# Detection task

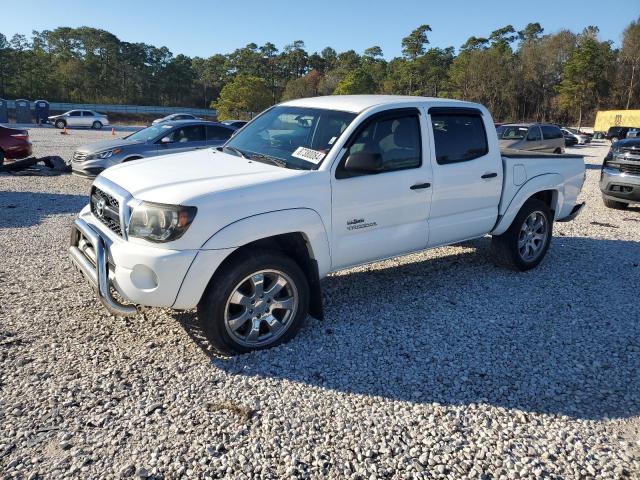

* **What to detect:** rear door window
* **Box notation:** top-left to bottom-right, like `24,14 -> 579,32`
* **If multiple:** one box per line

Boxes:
430,112 -> 488,164
541,125 -> 562,140
206,125 -> 234,141
526,126 -> 542,141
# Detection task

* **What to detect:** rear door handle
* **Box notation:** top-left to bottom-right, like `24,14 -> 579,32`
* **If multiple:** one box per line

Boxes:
410,182 -> 431,190
481,172 -> 498,179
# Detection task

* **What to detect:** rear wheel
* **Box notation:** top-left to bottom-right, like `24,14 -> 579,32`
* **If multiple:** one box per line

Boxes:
197,250 -> 309,355
492,198 -> 553,271
55,119 -> 66,129
92,121 -> 103,130
553,148 -> 562,154
603,196 -> 628,210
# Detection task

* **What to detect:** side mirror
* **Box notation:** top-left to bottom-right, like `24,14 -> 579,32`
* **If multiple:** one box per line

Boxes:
160,136 -> 173,144
344,151 -> 383,173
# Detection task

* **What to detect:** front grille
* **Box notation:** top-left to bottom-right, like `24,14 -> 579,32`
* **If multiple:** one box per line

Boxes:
90,186 -> 122,236
73,151 -> 88,163
619,163 -> 640,175
618,147 -> 640,157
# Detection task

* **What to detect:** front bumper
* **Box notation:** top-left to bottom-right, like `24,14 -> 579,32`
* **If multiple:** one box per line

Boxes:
68,208 -> 199,315
600,167 -> 640,204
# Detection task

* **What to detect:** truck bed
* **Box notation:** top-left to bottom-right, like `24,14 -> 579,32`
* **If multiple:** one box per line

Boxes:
500,148 -> 584,159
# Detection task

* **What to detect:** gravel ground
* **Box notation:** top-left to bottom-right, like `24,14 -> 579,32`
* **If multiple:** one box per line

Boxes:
1,129 -> 639,479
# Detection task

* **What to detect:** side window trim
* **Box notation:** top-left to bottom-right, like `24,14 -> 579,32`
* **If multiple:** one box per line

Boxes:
429,109 -> 489,165
335,107 -> 423,179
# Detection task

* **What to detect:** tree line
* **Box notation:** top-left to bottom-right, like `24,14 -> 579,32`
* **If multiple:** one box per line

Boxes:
1,20 -> 639,124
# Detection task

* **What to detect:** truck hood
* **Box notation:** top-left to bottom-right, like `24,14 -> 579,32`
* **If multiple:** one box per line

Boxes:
99,148 -> 305,203
75,138 -> 144,153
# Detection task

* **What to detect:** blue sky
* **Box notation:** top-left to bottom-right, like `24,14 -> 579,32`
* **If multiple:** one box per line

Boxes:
1,0 -> 637,58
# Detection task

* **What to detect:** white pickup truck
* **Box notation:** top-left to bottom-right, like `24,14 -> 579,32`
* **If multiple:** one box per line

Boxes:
69,95 -> 585,354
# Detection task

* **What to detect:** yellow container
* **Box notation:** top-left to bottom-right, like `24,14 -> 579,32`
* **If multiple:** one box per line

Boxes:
594,110 -> 640,132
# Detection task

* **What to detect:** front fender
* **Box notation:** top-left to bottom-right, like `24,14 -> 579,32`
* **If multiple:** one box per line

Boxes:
491,174 -> 563,236
173,209 -> 331,309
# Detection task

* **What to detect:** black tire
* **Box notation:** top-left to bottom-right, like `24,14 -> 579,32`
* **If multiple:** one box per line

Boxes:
553,148 -> 562,154
92,121 -> 103,130
491,198 -> 553,271
197,249 -> 309,355
603,196 -> 628,210
0,149 -> 4,167
55,119 -> 66,129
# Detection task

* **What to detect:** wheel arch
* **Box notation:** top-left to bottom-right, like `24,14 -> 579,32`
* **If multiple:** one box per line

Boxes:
174,208 -> 330,318
492,174 -> 563,236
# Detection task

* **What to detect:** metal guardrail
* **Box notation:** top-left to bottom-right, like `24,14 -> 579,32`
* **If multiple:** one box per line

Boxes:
4,100 -> 216,116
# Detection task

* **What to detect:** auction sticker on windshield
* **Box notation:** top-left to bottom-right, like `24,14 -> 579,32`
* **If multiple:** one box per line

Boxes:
291,146 -> 325,164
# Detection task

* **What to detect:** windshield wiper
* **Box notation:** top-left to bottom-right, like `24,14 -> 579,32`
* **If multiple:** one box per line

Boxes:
220,145 -> 248,159
248,153 -> 289,168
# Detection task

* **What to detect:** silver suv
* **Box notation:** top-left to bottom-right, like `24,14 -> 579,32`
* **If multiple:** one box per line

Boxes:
497,123 -> 565,154
600,138 -> 640,209
71,120 -> 235,178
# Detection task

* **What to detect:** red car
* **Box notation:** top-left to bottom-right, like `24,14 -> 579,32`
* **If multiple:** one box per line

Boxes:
0,125 -> 32,166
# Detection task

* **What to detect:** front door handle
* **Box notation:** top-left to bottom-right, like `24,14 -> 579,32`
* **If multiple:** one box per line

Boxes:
481,172 -> 498,179
410,182 -> 431,190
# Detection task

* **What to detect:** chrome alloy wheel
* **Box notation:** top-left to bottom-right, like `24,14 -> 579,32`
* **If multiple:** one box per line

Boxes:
224,269 -> 299,348
518,211 -> 548,262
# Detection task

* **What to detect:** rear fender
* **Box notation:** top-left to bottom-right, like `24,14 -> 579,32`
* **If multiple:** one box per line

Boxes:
491,174 -> 563,235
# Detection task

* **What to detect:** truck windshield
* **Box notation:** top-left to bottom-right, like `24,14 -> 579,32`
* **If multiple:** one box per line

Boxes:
497,126 -> 528,140
224,106 -> 357,169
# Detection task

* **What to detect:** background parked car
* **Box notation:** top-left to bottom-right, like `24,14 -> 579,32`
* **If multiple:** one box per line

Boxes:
496,123 -> 565,153
626,128 -> 640,138
600,137 -> 640,209
151,113 -> 201,125
0,125 -> 32,166
605,126 -> 633,142
48,110 -> 109,129
561,128 -> 591,145
221,120 -> 248,129
563,132 -> 578,147
71,120 -> 235,178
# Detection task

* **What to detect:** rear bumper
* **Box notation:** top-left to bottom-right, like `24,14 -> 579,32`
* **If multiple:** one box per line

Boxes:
599,167 -> 640,204
4,143 -> 32,160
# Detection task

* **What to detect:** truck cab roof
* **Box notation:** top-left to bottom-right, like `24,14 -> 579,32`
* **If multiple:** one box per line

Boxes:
281,95 -> 483,114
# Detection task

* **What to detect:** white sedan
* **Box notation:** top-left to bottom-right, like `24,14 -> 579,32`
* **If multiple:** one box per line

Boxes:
561,128 -> 590,145
48,110 -> 109,130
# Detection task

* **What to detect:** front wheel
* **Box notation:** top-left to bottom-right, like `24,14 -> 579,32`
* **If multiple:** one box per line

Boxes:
0,149 -> 5,167
55,119 -> 66,129
92,121 -> 103,130
492,198 -> 553,271
197,250 -> 309,355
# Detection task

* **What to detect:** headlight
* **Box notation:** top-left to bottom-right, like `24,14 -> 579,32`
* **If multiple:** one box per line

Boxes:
86,148 -> 122,160
128,201 -> 197,243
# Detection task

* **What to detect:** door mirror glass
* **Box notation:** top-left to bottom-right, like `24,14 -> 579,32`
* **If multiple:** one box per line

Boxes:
344,151 -> 383,173
160,136 -> 173,144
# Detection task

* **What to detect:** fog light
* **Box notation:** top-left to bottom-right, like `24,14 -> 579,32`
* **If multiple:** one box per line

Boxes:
130,264 -> 158,290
